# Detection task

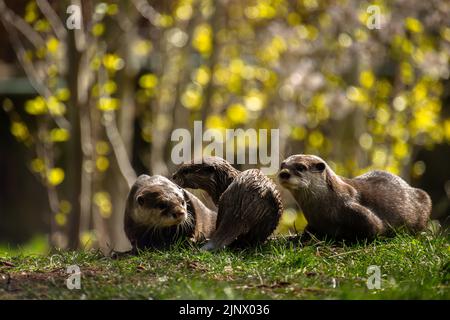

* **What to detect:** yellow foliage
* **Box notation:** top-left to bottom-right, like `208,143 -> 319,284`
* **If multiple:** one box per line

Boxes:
103,80 -> 117,95
36,46 -> 46,59
92,23 -> 105,37
141,125 -> 152,143
260,36 -> 287,63
59,200 -> 72,214
50,128 -> 70,142
206,115 -> 227,129
412,161 -> 426,178
338,33 -> 353,47
359,70 -> 375,88
245,2 -> 276,20
287,12 -> 301,25
346,86 -> 368,104
193,66 -> 210,86
102,54 -> 124,71
46,37 -> 59,55
96,141 -> 110,155
80,231 -> 97,249
393,141 -> 409,160
230,59 -> 244,74
376,107 -> 390,124
25,96 -> 47,115
444,120 -> 450,142
176,4 -> 193,21
400,62 -> 414,84
11,122 -> 30,141
244,90 -> 265,112
359,133 -> 373,150
47,168 -> 65,186
97,97 -> 119,111
405,17 -> 423,33
56,88 -> 70,101
354,28 -> 368,42
91,57 -> 101,70
372,148 -> 387,167
93,192 -> 112,218
291,127 -> 306,141
47,97 -> 66,116
441,27 -> 450,42
309,94 -> 329,121
411,100 -> 440,135
31,158 -> 45,173
192,24 -> 212,57
157,14 -> 173,28
181,85 -> 203,110
393,95 -> 407,112
55,213 -> 67,226
213,66 -> 230,85
25,2 -> 37,23
412,82 -> 427,102
226,103 -> 248,124
107,4 -> 118,16
96,156 -> 110,172
139,74 -> 158,89
275,209 -> 308,234
34,19 -> 51,32
133,40 -> 152,56
308,130 -> 324,148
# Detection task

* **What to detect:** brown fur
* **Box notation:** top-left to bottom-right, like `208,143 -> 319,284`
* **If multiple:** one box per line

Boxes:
124,174 -> 217,250
173,157 -> 283,250
278,154 -> 432,240
173,157 -> 239,205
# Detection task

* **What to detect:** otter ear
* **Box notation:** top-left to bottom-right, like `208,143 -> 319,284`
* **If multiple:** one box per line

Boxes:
312,162 -> 326,172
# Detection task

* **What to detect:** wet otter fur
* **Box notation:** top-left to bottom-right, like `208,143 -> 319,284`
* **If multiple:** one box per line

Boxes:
124,174 -> 217,251
278,154 -> 432,241
173,157 -> 283,251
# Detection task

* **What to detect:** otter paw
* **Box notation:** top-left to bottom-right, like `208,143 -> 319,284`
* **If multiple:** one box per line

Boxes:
200,241 -> 219,251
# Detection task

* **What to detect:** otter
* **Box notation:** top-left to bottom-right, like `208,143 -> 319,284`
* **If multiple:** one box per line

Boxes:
173,157 -> 283,251
124,174 -> 217,251
278,154 -> 432,240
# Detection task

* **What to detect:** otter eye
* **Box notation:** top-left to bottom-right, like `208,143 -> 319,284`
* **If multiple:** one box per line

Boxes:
157,203 -> 168,210
137,196 -> 145,206
294,163 -> 307,172
313,162 -> 326,172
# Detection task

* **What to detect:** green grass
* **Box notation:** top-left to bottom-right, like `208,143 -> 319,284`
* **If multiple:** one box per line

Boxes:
0,232 -> 449,300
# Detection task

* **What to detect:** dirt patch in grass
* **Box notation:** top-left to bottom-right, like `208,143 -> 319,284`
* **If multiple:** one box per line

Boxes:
0,267 -> 101,299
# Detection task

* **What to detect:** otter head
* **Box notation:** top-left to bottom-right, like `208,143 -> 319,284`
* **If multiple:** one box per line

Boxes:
172,157 -> 239,204
129,175 -> 189,228
278,154 -> 328,192
172,160 -> 216,190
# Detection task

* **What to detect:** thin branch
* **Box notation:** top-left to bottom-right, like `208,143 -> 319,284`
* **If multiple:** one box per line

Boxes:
1,19 -> 71,130
0,0 -> 45,48
131,0 -> 161,26
98,62 -> 137,188
36,0 -> 67,41
103,111 -> 137,188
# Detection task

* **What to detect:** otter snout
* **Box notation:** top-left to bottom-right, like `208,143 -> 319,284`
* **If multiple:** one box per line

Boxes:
278,169 -> 291,180
277,163 -> 310,190
171,206 -> 187,219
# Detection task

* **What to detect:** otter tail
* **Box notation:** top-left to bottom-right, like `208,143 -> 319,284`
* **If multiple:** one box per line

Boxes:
200,221 -> 247,251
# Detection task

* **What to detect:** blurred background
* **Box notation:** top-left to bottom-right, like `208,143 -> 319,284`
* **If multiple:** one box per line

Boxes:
0,0 -> 449,254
